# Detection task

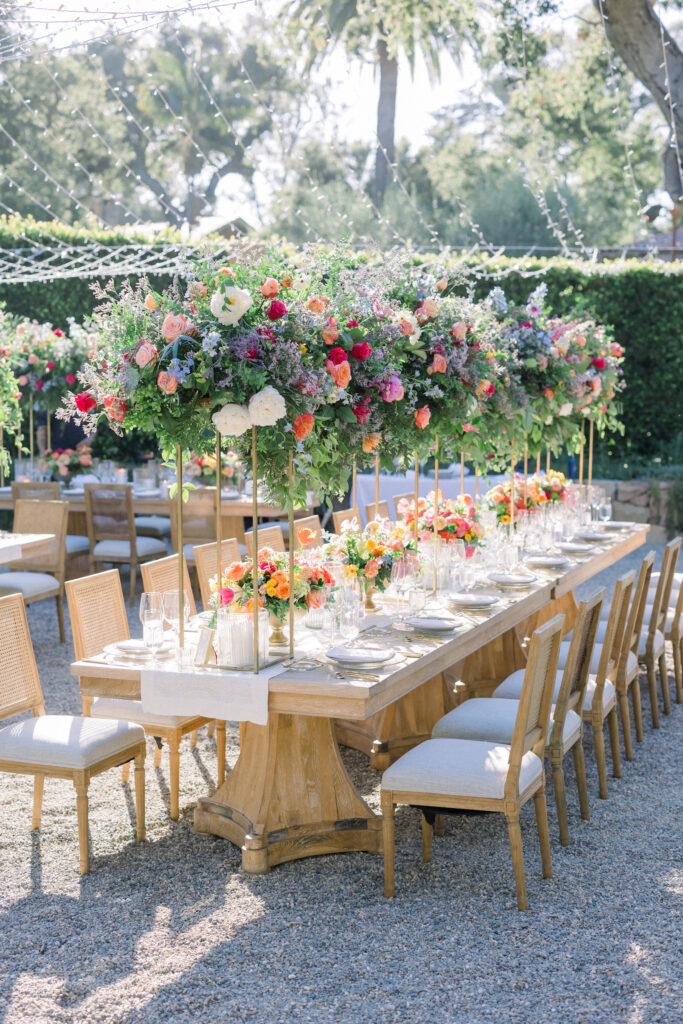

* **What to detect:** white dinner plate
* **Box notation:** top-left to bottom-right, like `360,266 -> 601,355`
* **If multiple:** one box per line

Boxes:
575,529 -> 610,543
404,615 -> 460,633
326,646 -> 395,666
447,593 -> 499,609
104,640 -> 173,660
600,521 -> 632,531
558,541 -> 595,555
132,487 -> 160,498
524,555 -> 571,570
488,571 -> 538,588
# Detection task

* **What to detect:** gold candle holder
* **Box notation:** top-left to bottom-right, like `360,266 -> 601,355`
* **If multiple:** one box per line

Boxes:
251,425 -> 259,673
536,452 -> 541,474
176,444 -> 184,650
546,449 -> 551,473
523,443 -> 528,504
288,450 -> 295,658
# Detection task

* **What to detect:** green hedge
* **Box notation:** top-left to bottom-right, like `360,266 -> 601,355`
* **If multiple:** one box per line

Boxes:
0,221 -> 681,463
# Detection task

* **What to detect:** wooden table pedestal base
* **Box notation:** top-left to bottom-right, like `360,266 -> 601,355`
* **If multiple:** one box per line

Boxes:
193,711 -> 381,873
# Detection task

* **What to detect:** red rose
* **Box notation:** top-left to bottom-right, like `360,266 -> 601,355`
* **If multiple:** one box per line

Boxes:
65,373 -> 76,385
104,396 -> 127,421
46,361 -> 56,371
522,320 -> 532,329
328,347 -> 348,365
352,402 -> 371,424
346,320 -> 359,328
75,392 -> 97,413
591,357 -> 606,370
267,300 -> 287,320
35,380 -> 44,390
53,328 -> 63,337
257,327 -> 274,340
350,342 -> 371,362
487,383 -> 495,395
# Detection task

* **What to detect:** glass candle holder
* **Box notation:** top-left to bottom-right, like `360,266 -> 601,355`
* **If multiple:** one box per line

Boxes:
216,608 -> 269,669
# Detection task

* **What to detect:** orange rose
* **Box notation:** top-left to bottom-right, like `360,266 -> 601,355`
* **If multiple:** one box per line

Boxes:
157,371 -> 178,395
260,277 -> 280,298
145,294 -> 158,311
415,406 -> 431,429
436,277 -> 448,292
293,413 -> 314,440
161,313 -> 191,342
544,388 -> 554,400
427,354 -> 447,375
218,267 -> 235,278
226,562 -> 246,582
281,274 -> 292,288
322,317 -> 339,345
275,581 -> 290,600
422,296 -> 439,317
297,527 -> 316,547
362,432 -> 382,453
305,295 -> 329,314
327,359 -> 350,388
451,321 -> 467,341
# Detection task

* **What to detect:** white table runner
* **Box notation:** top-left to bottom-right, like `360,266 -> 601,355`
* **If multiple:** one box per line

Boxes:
141,661 -> 281,725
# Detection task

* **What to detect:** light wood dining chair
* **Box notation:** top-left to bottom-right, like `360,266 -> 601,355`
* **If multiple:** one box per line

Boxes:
66,570 -> 224,817
84,484 -> 167,605
392,492 -> 415,519
381,615 -> 564,909
332,507 -> 361,534
194,538 -> 242,609
293,515 -> 323,550
637,537 -> 681,725
0,499 -> 69,642
608,552 -> 654,759
244,524 -> 285,556
365,499 -> 390,522
169,486 -> 216,566
11,481 -> 90,560
140,553 -> 197,618
646,567 -> 683,701
435,593 -> 604,846
0,592 -> 146,874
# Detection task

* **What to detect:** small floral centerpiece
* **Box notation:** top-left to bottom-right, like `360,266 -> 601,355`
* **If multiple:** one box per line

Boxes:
44,443 -> 93,479
0,326 -> 22,475
534,470 -> 574,504
7,317 -> 91,412
323,518 -> 417,603
485,475 -> 549,525
397,490 -> 484,549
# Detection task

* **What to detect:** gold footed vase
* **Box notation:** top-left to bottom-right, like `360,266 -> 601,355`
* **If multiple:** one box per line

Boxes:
269,607 -> 304,647
362,581 -> 379,612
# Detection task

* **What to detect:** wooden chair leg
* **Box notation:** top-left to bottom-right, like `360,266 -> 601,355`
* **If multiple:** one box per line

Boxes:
74,778 -> 90,875
153,740 -> 162,769
550,756 -> 570,846
381,791 -> 395,898
631,676 -> 644,743
433,813 -> 445,837
607,707 -> 622,779
207,721 -> 216,739
505,813 -> 528,911
121,762 -> 130,784
55,594 -> 65,644
673,641 -> 682,704
32,776 -> 44,830
646,659 -> 660,729
134,750 -> 146,842
169,735 -> 181,820
128,561 -> 137,607
533,789 -> 553,879
618,692 -> 634,761
216,720 -> 226,786
658,653 -> 671,716
593,720 -> 609,799
421,814 -> 433,863
189,730 -> 198,749
572,740 -> 590,821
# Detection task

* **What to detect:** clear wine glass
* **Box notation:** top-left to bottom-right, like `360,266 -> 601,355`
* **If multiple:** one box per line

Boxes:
140,592 -> 164,657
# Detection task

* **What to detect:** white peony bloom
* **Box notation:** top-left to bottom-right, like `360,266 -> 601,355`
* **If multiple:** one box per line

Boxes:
212,402 -> 251,437
248,386 -> 287,426
210,287 -> 252,326
558,402 -> 573,416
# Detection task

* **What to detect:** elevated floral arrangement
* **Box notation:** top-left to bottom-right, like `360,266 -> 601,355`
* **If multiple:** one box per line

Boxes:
209,548 -> 332,624
535,469 -> 574,504
186,449 -> 243,486
397,489 -> 484,548
323,517 -> 417,591
484,475 -> 549,525
6,317 -> 91,413
44,442 -> 93,479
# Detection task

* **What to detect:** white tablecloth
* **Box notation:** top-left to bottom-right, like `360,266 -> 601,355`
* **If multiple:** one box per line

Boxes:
141,660 -> 278,725
355,471 -> 506,524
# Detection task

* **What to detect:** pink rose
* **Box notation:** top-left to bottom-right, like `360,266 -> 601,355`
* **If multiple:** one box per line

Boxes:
35,380 -> 44,390
380,374 -> 404,402
157,371 -> 178,394
611,343 -> 623,357
78,453 -> 92,466
135,341 -> 158,369
161,313 -> 191,342
218,586 -> 235,606
364,558 -> 380,579
46,361 -> 56,371
450,321 -> 467,341
28,353 -> 39,365
17,374 -> 28,386
65,373 -> 76,385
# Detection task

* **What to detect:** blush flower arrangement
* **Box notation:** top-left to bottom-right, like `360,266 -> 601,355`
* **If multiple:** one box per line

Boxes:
7,316 -> 90,413
397,489 -> 484,549
44,442 -> 93,479
484,475 -> 549,525
534,469 -> 574,504
323,518 -> 417,592
209,548 -> 331,626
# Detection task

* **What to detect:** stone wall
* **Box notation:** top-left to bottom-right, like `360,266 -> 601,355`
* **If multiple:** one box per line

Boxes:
596,479 -> 671,542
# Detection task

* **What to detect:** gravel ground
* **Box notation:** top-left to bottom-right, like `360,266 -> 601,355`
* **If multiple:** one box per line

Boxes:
0,544 -> 681,1024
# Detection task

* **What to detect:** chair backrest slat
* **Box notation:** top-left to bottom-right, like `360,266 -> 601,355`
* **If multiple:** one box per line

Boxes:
332,508 -> 361,534
623,552 -> 655,663
592,571 -> 634,709
140,554 -> 197,617
506,614 -> 564,797
12,499 -> 68,579
194,538 -> 241,608
11,481 -> 60,501
85,483 -> 136,553
0,593 -> 45,721
293,515 -> 323,550
244,525 -> 285,557
66,569 -> 130,659
365,500 -> 390,522
550,589 -> 605,747
649,537 -> 682,641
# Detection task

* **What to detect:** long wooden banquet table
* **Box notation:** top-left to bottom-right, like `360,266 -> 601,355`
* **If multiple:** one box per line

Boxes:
70,524 -> 648,874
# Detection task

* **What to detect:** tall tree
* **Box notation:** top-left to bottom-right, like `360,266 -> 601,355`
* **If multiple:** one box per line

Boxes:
288,0 -> 477,206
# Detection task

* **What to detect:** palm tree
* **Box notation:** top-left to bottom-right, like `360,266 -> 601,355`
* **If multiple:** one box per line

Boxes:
290,0 -> 476,206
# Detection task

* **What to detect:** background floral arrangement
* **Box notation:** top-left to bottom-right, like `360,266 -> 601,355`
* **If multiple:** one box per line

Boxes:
6,316 -> 91,413
397,489 -> 483,548
43,443 -> 93,479
0,314 -> 23,474
323,518 -> 417,591
535,469 -> 574,504
484,475 -> 549,525
210,548 -> 330,623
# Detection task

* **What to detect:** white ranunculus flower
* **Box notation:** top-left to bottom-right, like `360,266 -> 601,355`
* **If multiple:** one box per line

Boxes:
248,386 -> 287,426
212,402 -> 251,437
210,287 -> 252,326
558,402 -> 573,416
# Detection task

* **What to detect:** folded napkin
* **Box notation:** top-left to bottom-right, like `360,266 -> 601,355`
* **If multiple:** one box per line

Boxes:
141,661 -> 279,725
69,474 -> 101,490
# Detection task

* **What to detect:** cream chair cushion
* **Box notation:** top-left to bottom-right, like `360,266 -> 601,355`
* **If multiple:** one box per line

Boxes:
381,738 -> 543,799
583,676 -> 616,713
93,537 -> 166,560
183,543 -> 196,565
134,515 -> 171,537
559,637 -> 638,680
66,535 -> 90,555
432,698 -> 581,750
493,669 -> 563,703
645,603 -> 680,635
90,697 -> 195,729
0,715 -> 144,769
638,629 -> 666,659
0,571 -> 60,599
